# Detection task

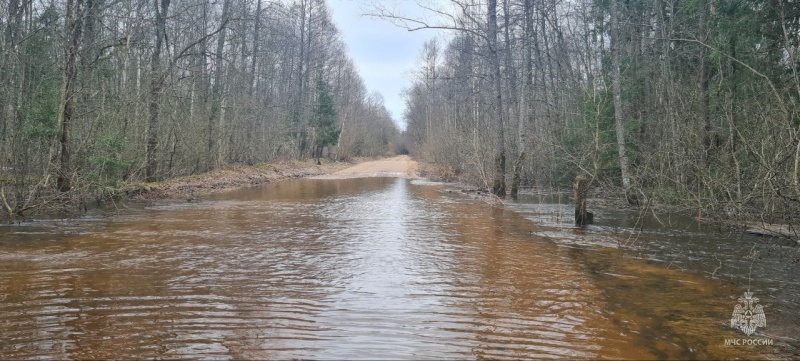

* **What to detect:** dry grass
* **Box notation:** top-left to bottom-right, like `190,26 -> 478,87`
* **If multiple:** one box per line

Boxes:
418,162 -> 458,183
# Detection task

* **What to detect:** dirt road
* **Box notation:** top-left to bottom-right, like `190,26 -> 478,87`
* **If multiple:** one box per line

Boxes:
311,155 -> 418,179
130,156 -> 418,201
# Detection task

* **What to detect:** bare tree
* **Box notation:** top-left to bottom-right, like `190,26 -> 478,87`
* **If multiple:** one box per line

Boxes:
146,0 -> 169,182
610,0 -> 631,195
207,0 -> 231,168
57,0 -> 86,191
487,0 -> 506,196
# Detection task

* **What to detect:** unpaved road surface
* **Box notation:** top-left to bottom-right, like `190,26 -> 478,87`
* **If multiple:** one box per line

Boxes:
311,155 -> 418,179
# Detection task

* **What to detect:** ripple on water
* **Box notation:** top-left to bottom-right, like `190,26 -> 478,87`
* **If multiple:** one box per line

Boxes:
1,177 -> 777,359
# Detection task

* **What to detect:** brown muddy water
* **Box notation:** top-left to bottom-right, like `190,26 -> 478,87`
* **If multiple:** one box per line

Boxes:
0,177 -> 797,359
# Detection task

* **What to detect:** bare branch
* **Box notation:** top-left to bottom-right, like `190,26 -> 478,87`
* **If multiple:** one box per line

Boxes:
363,1 -> 487,42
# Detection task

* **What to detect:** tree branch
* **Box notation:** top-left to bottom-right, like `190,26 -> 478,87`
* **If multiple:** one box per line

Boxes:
364,2 -> 488,42
170,18 -> 231,67
668,37 -> 790,120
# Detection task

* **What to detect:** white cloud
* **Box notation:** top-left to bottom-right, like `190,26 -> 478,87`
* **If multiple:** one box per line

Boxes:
329,0 -> 445,130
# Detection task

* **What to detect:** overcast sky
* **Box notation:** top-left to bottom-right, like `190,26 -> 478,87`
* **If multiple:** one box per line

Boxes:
328,1 -> 443,130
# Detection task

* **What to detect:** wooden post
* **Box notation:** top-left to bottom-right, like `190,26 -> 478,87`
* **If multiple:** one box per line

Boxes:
574,174 -> 593,226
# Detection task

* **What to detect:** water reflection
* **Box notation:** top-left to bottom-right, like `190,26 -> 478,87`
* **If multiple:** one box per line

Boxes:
0,178 -> 789,359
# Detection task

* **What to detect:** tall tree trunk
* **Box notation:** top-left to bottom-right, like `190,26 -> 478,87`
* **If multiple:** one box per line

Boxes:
3,0 -> 23,205
146,0 -> 169,182
502,0 -> 517,116
728,33 -> 742,199
698,0 -> 712,162
512,0 -> 535,198
539,6 -> 555,132
80,0 -> 99,73
293,0 -> 308,154
193,0 -> 209,172
251,0 -> 262,94
58,0 -> 86,192
207,0 -> 230,169
488,0 -> 506,197
610,0 -> 632,193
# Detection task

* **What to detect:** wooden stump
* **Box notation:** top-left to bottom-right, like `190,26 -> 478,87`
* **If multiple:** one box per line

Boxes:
573,174 -> 593,226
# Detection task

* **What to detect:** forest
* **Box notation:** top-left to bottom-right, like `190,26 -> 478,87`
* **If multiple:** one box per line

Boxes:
0,0 -> 399,218
393,0 -> 800,225
2,0 -> 800,227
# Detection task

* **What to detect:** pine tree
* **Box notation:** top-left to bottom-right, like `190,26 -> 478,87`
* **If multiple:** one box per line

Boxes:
310,79 -> 340,163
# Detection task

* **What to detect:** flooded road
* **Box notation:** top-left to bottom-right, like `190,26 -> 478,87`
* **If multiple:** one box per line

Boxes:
0,177 -> 796,359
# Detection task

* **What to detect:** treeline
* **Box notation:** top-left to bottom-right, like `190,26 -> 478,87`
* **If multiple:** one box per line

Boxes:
0,0 -> 399,217
398,0 -> 800,222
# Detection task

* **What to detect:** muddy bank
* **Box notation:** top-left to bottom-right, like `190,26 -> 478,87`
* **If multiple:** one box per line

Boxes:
127,159 -> 358,202
2,157 -> 405,221
127,155 -> 418,202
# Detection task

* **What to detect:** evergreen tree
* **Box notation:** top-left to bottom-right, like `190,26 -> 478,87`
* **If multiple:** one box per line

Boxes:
310,79 -> 340,163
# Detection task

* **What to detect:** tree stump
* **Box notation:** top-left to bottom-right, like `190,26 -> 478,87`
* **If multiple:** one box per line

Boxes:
573,175 -> 593,226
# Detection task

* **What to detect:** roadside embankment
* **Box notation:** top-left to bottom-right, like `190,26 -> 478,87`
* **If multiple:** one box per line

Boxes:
2,156 -> 417,221
127,155 -> 421,202
127,159 -> 359,202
